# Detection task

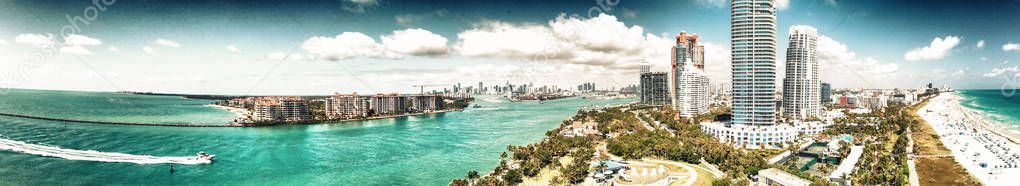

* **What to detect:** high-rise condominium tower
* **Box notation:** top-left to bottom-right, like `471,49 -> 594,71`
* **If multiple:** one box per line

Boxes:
671,32 -> 704,109
782,25 -> 820,120
731,0 -> 777,126
670,32 -> 709,117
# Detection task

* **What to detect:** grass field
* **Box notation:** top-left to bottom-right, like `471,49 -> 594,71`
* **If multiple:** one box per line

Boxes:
915,157 -> 981,186
909,98 -> 982,186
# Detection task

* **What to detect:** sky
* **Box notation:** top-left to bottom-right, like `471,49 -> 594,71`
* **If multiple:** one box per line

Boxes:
0,0 -> 1019,95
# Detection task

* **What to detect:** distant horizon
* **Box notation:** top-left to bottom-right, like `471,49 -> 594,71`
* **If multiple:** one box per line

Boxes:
2,0 -> 1018,94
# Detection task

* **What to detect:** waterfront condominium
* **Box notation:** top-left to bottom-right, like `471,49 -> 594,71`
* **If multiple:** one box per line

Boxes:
324,93 -> 371,119
781,25 -> 821,120
640,72 -> 671,106
730,0 -> 778,126
410,95 -> 445,112
670,32 -> 708,116
370,94 -> 408,115
702,0 -> 814,149
252,97 -> 311,122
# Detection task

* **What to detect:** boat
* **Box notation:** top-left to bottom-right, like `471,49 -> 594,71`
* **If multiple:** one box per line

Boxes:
196,151 -> 216,161
472,105 -> 482,108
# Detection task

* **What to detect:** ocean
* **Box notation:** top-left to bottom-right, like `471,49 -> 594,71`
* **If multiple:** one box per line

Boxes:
957,90 -> 1020,131
0,89 -> 635,185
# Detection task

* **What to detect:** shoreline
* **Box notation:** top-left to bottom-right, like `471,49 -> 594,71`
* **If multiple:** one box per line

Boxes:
206,104 -> 249,120
917,93 -> 1020,185
0,108 -> 464,128
951,94 -> 1020,144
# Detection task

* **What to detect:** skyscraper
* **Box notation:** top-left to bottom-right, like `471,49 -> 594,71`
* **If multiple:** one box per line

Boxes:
782,25 -> 820,120
640,62 -> 651,74
640,72 -> 670,106
731,0 -> 777,126
821,83 -> 832,103
677,57 -> 711,117
671,32 -> 705,108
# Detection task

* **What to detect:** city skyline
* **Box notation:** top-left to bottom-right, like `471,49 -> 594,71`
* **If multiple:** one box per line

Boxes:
1,0 -> 1019,95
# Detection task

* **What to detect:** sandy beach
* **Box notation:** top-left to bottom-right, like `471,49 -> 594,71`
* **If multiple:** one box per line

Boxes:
206,104 -> 249,120
918,93 -> 1020,185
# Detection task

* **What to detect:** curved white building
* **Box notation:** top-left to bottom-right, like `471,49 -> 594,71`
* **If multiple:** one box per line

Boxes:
731,0 -> 778,126
782,25 -> 821,120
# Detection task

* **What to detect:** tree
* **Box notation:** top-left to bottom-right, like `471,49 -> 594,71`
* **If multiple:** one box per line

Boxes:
502,169 -> 523,184
449,179 -> 469,186
467,170 -> 480,182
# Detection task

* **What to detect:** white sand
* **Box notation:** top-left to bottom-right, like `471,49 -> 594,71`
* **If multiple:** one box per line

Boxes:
206,104 -> 249,119
918,93 -> 1020,185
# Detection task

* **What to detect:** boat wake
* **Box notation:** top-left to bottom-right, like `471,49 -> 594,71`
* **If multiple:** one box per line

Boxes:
0,138 -> 212,165
481,97 -> 505,103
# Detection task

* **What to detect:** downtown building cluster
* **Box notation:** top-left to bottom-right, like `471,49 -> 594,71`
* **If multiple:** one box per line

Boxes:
224,93 -> 447,123
639,32 -> 711,118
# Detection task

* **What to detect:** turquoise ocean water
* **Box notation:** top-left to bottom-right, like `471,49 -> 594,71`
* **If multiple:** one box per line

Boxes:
957,90 -> 1020,131
0,89 -> 634,185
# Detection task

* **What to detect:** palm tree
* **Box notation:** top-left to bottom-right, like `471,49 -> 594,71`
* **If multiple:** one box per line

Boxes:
467,170 -> 480,183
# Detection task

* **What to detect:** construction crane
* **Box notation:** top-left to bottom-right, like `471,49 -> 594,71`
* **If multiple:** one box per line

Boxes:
412,84 -> 450,95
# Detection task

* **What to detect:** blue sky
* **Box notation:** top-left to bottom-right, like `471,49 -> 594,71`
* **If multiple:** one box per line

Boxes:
0,0 -> 1018,95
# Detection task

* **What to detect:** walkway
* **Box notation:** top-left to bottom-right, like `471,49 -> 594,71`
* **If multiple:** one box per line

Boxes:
907,128 -> 920,186
632,111 -> 655,131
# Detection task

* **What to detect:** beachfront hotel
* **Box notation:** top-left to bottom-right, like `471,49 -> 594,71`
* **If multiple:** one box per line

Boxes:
670,32 -> 710,117
782,25 -> 821,120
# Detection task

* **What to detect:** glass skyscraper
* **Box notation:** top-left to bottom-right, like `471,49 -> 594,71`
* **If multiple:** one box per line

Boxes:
731,0 -> 777,126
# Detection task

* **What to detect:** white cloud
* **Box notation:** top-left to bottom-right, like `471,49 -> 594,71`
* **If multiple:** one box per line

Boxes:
64,34 -> 102,46
15,34 -> 55,47
59,45 -> 93,55
0,39 -> 7,45
265,52 -> 286,60
904,36 -> 960,61
951,69 -> 966,76
455,14 -> 670,70
702,42 -> 731,84
980,56 -> 987,61
303,28 -> 451,60
776,0 -> 790,10
155,38 -> 181,48
109,46 -> 120,52
394,10 -> 447,26
817,35 -> 900,88
264,52 -> 307,61
696,0 -> 726,7
976,40 -> 985,49
142,46 -> 155,54
983,66 -> 1019,77
226,45 -> 241,53
302,32 -> 399,60
342,0 -> 379,13
1003,43 -> 1020,52
381,28 -> 449,56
